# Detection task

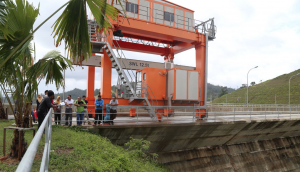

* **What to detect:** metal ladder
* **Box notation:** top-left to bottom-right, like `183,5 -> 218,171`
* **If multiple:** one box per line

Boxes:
136,82 -> 158,121
103,43 -> 158,121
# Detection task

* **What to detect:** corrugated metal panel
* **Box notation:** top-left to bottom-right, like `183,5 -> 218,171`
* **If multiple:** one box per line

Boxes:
175,9 -> 183,29
153,3 -> 163,24
176,69 -> 187,99
185,11 -> 193,31
188,71 -> 198,100
139,0 -> 150,21
168,70 -> 174,97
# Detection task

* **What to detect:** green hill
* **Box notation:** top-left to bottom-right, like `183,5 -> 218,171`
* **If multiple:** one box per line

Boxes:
207,83 -> 235,101
213,69 -> 300,104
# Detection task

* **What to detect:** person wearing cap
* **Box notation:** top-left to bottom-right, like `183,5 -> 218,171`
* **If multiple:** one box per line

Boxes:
74,96 -> 86,126
109,97 -> 118,125
37,90 -> 56,129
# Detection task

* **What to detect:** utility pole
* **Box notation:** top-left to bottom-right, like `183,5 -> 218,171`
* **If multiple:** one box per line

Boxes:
275,94 -> 276,105
289,73 -> 300,108
247,66 -> 258,107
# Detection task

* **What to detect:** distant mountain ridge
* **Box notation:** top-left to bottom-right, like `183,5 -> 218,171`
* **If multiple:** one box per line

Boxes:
54,84 -> 235,101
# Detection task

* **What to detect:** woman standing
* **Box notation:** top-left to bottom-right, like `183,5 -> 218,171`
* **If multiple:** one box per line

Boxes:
36,94 -> 43,111
54,96 -> 61,125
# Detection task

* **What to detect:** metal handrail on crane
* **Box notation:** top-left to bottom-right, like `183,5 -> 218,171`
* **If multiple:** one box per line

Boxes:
115,0 -> 217,37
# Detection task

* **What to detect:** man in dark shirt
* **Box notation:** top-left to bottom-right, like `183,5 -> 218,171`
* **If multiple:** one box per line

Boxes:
37,90 -> 56,129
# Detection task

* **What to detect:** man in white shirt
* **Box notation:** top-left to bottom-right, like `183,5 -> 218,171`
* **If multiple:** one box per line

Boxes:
109,97 -> 118,125
64,95 -> 74,126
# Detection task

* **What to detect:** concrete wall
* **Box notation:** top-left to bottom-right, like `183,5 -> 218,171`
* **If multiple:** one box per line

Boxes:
91,120 -> 300,171
158,136 -> 300,171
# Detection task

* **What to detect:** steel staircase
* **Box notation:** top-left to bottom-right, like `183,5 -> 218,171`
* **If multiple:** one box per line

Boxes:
103,43 -> 158,121
103,44 -> 136,97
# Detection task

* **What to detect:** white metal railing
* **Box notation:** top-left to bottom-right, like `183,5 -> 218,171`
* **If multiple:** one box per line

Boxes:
43,105 -> 300,125
16,108 -> 53,172
208,103 -> 300,108
114,0 -> 216,38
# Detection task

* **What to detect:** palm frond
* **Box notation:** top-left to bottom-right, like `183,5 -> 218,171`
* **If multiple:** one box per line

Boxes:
52,0 -> 90,65
52,0 -> 123,65
0,0 -> 39,67
28,50 -> 74,90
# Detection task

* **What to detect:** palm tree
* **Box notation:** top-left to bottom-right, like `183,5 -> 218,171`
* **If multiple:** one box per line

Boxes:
0,0 -> 73,159
0,0 -> 126,68
0,0 -> 125,159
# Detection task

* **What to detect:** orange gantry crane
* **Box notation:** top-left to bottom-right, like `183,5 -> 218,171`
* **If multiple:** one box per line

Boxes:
85,0 -> 216,121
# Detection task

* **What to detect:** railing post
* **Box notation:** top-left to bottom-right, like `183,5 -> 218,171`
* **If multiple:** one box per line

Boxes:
167,106 -> 169,124
18,130 -> 22,160
234,106 -> 235,121
265,107 -> 267,120
147,7 -> 148,23
290,107 -> 292,120
102,108 -> 103,125
193,104 -> 195,121
214,107 -> 216,122
250,109 -> 251,122
177,14 -> 178,28
170,13 -> 171,26
3,128 -> 6,156
290,105 -> 292,119
137,107 -> 139,125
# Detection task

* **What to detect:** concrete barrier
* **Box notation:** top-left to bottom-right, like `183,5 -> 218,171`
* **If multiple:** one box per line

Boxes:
90,119 -> 300,171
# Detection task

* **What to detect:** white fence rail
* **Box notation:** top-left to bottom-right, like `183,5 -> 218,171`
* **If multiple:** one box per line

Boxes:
16,108 -> 53,172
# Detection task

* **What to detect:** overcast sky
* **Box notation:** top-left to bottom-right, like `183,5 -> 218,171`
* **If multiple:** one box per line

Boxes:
27,0 -> 300,94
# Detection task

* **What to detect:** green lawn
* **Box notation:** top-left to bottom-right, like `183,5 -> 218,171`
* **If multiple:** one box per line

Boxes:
0,120 -> 168,172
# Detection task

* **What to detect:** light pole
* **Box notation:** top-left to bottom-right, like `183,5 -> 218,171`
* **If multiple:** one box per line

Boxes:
289,73 -> 300,108
247,66 -> 258,107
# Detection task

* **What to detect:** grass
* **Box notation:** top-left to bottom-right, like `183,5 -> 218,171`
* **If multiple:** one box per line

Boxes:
0,120 -> 168,172
213,69 -> 300,104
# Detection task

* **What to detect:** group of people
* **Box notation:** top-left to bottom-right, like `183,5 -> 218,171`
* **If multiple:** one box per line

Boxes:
35,90 -> 119,128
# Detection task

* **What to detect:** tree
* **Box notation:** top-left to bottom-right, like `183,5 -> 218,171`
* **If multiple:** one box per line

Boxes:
0,0 -> 73,159
219,86 -> 228,97
251,82 -> 256,86
0,0 -> 125,160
